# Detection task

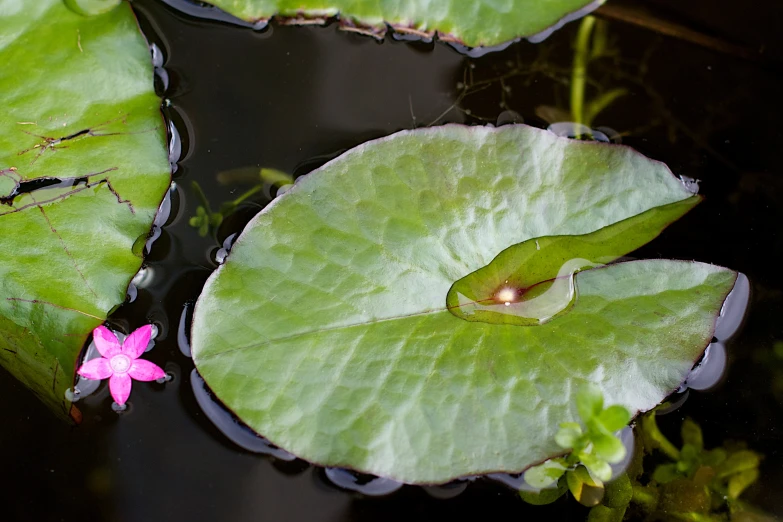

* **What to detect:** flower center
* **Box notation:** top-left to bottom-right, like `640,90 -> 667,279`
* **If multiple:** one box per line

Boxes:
110,354 -> 132,374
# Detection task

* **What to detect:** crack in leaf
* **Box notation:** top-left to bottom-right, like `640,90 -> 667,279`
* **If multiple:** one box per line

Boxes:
5,298 -> 103,321
16,114 -> 158,165
0,168 -> 133,215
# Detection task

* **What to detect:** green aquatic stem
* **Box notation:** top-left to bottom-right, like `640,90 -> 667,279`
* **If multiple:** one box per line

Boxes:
231,184 -> 263,206
570,15 -> 596,127
631,484 -> 659,511
641,413 -> 681,461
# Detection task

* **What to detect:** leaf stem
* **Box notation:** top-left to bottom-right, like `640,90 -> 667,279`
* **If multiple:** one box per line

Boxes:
571,15 -> 596,127
230,184 -> 263,207
641,413 -> 681,461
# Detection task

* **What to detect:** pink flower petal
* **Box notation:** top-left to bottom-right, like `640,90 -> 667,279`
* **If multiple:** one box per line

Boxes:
122,324 -> 152,359
93,326 -> 121,358
77,357 -> 113,380
128,359 -> 166,382
109,373 -> 132,405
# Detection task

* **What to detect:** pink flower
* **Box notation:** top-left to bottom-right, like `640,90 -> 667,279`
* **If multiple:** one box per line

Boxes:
77,325 -> 166,406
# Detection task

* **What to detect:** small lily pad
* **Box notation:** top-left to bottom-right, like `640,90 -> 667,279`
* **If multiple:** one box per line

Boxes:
0,0 -> 170,418
191,125 -> 736,483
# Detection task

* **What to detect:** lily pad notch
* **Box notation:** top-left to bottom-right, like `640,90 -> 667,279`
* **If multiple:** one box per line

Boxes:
191,124 -> 738,484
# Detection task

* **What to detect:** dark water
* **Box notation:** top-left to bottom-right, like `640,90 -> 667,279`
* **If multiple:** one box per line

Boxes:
2,0 -> 783,520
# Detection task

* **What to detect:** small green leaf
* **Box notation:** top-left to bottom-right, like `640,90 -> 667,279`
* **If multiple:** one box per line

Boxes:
592,432 -> 627,464
716,450 -> 761,479
728,468 -> 759,499
556,422 -> 584,450
587,505 -> 626,522
702,448 -> 727,468
652,463 -> 680,484
519,480 -> 568,505
681,418 -> 704,452
602,473 -> 633,509
524,458 -> 568,489
598,405 -> 632,432
580,453 -> 613,483
577,384 -> 605,422
567,466 -> 605,506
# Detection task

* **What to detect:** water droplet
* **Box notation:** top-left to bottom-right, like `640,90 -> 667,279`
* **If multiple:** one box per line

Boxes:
131,267 -> 155,290
150,43 -> 164,68
167,119 -> 182,165
678,175 -> 701,195
454,258 -> 596,325
154,66 -> 170,94
190,370 -> 295,460
685,342 -> 727,391
155,372 -> 173,384
423,480 -> 468,499
177,303 -> 193,358
323,468 -> 403,496
547,122 -> 609,142
487,472 -> 537,491
714,273 -> 750,341
126,283 -> 138,303
214,248 -> 228,264
111,402 -> 128,413
496,110 -> 524,126
609,426 -> 635,478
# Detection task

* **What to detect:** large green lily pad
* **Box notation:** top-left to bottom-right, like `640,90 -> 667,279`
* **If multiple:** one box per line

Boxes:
0,0 -> 170,418
191,125 -> 736,483
198,0 -> 600,48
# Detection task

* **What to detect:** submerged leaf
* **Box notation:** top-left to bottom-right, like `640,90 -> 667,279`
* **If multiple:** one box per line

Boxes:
191,125 -> 736,483
0,1 -> 170,417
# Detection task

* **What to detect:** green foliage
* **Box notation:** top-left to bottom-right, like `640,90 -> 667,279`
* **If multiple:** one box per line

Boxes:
581,413 -> 772,522
189,168 -> 293,237
188,181 -> 223,237
197,0 -> 600,48
0,0 -> 170,417
521,386 -> 631,507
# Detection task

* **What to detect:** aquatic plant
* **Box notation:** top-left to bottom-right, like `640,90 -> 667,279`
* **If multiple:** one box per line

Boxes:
191,0 -> 604,48
77,325 -> 166,406
521,385 -> 631,506
0,0 -> 171,419
190,124 -> 736,483
588,413 -> 770,521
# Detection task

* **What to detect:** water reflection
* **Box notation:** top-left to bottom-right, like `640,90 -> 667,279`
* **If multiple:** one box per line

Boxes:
714,273 -> 751,341
190,369 -> 296,460
323,468 -> 403,496
681,272 -> 750,392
